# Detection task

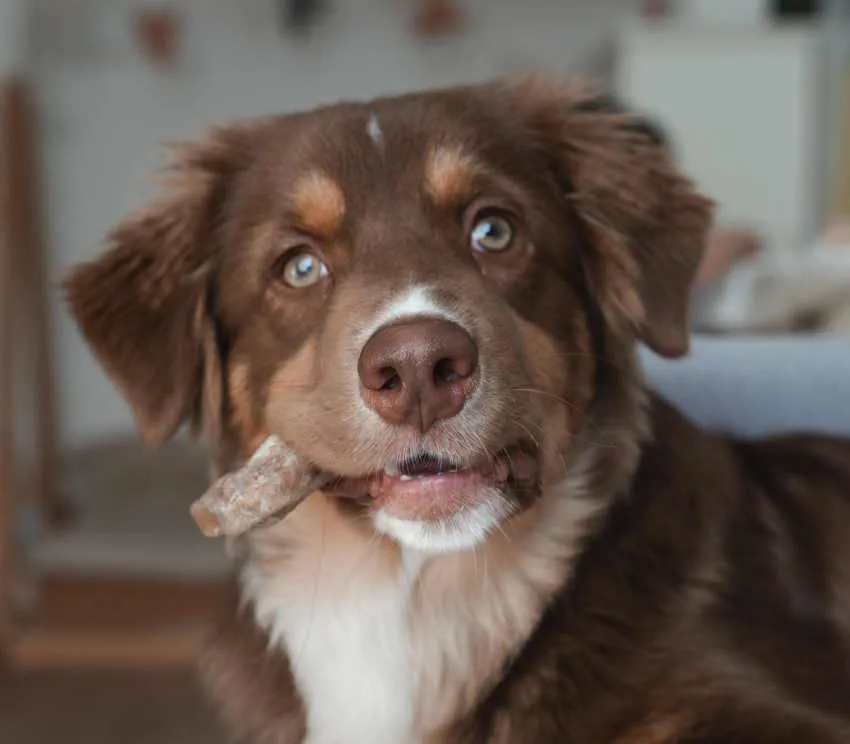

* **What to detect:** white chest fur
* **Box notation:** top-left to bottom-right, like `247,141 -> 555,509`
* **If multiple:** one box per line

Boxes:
242,500 -> 425,744
295,567 -> 419,744
276,572 -> 417,744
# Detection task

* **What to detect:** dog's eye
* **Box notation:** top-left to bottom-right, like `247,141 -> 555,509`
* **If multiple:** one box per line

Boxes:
470,214 -> 513,253
279,251 -> 328,288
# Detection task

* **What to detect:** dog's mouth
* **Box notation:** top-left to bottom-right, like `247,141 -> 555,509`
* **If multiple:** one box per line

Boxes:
352,444 -> 539,522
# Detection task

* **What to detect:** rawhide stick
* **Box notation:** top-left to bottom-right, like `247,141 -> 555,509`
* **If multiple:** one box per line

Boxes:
190,435 -> 328,538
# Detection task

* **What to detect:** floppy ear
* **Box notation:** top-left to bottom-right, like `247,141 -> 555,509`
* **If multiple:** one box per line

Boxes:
64,130 -> 242,445
506,78 -> 714,358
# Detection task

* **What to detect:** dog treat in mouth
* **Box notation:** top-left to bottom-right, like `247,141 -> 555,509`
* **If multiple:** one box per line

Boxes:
190,435 -> 328,538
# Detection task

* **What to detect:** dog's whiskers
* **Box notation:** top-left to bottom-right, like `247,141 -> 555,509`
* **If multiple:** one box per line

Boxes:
510,386 -> 585,416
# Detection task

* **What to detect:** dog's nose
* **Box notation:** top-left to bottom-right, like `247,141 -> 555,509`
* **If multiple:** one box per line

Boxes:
358,318 -> 478,432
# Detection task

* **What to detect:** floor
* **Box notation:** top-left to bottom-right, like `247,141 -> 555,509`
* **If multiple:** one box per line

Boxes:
3,557 -> 231,742
6,576 -> 229,669
0,667 -> 228,744
1,440 -> 233,742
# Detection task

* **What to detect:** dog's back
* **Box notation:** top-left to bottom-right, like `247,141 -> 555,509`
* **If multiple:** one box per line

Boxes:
733,432 -> 850,651
672,414 -> 850,742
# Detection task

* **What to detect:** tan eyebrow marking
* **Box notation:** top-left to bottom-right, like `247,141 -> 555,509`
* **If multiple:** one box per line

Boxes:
290,171 -> 346,238
425,146 -> 483,207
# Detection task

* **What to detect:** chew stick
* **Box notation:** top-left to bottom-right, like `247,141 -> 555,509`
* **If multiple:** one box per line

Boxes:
190,436 -> 328,538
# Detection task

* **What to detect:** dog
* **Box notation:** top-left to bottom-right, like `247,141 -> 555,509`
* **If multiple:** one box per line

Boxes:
65,78 -> 850,744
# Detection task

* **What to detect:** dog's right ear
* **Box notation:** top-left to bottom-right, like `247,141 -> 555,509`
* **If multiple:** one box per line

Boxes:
499,77 -> 713,358
64,128 -> 247,445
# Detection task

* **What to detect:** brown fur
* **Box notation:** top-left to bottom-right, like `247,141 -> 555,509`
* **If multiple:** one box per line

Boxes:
65,77 -> 850,744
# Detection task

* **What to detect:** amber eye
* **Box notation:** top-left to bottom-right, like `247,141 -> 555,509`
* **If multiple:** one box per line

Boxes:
469,214 -> 514,253
279,251 -> 328,288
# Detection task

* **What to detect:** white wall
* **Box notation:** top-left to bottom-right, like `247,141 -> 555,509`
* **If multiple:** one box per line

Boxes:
0,0 -> 26,73
618,21 -> 826,256
34,0 -> 634,449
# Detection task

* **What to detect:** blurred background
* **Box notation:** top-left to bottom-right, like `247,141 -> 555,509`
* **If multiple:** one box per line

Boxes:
1,0 -> 849,742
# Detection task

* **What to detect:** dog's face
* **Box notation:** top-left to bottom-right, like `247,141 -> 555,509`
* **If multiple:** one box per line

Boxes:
65,79 -> 712,554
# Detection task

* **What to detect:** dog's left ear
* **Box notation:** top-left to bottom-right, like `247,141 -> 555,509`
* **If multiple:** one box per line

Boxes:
504,78 -> 714,358
63,128 -> 247,446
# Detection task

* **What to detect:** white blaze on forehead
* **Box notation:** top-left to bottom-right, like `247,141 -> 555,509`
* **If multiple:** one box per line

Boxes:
367,112 -> 383,149
381,286 -> 450,323
358,285 -> 461,347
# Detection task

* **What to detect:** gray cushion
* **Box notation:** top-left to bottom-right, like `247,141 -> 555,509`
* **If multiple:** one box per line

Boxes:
641,337 -> 850,439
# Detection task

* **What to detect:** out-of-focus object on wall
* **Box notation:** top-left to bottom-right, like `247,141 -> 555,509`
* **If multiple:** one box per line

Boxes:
679,0 -> 827,28
414,0 -> 465,38
772,0 -> 823,19
640,0 -> 673,20
134,1 -> 181,68
277,0 -> 326,35
618,19 -> 824,257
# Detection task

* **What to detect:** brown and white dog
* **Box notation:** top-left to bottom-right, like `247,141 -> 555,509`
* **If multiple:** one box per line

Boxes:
65,78 -> 850,744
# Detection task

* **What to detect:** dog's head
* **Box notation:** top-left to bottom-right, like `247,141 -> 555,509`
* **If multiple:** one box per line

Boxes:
65,78 -> 712,553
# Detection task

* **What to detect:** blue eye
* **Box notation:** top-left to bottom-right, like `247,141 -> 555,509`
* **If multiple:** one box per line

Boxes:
281,251 -> 328,288
470,214 -> 513,253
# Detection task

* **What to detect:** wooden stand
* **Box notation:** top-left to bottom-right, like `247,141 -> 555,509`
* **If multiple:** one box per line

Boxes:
0,75 -> 60,638
0,78 -> 16,639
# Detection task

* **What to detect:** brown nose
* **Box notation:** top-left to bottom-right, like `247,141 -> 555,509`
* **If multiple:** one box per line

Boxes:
358,318 -> 478,432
